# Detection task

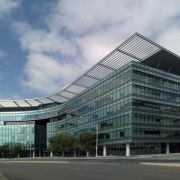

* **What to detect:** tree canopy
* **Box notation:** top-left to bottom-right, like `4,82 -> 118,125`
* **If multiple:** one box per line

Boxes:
10,143 -> 24,157
48,133 -> 73,155
77,132 -> 96,154
0,143 -> 25,158
48,132 -> 96,157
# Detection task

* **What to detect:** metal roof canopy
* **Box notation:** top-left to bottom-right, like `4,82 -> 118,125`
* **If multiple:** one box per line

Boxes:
0,32 -> 180,108
57,32 -> 161,102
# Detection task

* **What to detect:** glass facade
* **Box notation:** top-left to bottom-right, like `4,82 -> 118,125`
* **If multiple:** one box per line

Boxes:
0,122 -> 34,148
0,33 -> 180,156
47,62 -> 133,143
132,62 -> 180,143
0,61 -> 180,156
0,106 -> 60,121
0,105 -> 61,157
47,61 -> 180,155
47,62 -> 180,155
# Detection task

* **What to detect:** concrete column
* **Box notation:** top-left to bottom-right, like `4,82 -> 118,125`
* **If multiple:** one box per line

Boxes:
50,151 -> 53,158
33,150 -> 35,158
103,145 -> 107,157
166,143 -> 170,154
74,149 -> 76,157
86,151 -> 89,157
126,143 -> 130,156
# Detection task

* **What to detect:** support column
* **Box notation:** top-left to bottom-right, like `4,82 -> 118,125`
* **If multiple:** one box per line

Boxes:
103,145 -> 107,157
50,151 -> 53,158
166,143 -> 170,154
74,149 -> 76,157
126,143 -> 130,156
33,150 -> 35,158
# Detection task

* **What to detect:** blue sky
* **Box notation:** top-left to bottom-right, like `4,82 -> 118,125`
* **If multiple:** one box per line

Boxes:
0,0 -> 180,100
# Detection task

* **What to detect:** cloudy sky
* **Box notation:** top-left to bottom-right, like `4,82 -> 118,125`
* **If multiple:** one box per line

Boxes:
0,0 -> 180,99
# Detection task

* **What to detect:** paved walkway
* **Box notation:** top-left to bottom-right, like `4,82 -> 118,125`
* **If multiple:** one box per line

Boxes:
1,153 -> 180,161
48,153 -> 180,160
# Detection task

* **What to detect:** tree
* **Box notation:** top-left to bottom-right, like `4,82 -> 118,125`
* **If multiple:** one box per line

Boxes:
48,133 -> 73,157
77,132 -> 96,157
10,143 -> 24,158
0,145 -> 9,158
71,137 -> 79,157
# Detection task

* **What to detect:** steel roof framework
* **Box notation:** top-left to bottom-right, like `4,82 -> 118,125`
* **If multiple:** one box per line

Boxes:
0,33 -> 167,108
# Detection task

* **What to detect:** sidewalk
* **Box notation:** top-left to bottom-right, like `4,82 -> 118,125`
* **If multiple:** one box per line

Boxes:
1,153 -> 180,161
34,153 -> 180,161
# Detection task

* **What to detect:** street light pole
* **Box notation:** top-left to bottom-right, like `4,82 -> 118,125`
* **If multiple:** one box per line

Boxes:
95,123 -> 98,157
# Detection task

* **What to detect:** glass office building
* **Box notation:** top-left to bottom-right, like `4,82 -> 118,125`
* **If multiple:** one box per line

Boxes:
0,33 -> 180,156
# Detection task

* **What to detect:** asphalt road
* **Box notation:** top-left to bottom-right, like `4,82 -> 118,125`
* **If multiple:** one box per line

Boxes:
0,159 -> 180,180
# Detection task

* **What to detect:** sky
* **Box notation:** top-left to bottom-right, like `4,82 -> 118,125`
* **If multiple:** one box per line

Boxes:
0,0 -> 180,100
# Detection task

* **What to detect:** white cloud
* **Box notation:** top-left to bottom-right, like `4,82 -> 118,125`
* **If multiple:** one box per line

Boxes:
157,27 -> 180,55
21,53 -> 76,94
13,0 -> 180,95
13,21 -> 81,94
0,0 -> 20,18
13,22 -> 77,56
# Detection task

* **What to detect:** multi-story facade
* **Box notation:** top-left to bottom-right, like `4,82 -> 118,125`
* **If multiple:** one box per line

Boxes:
0,33 -> 180,156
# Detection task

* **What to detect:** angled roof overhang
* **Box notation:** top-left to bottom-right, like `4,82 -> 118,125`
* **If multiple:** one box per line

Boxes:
0,33 -> 180,108
142,49 -> 180,75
